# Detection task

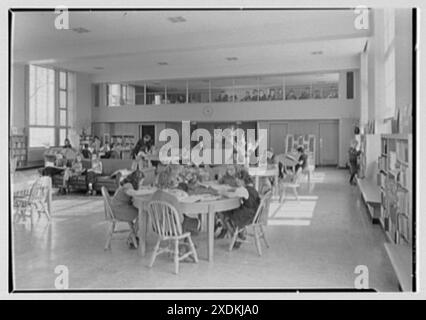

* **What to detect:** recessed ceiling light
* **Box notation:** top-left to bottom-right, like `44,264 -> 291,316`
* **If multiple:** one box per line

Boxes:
311,51 -> 323,55
168,16 -> 186,23
157,62 -> 168,66
71,27 -> 90,34
226,57 -> 238,61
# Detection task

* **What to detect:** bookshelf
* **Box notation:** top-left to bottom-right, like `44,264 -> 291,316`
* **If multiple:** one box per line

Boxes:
378,134 -> 412,245
10,134 -> 28,169
111,134 -> 135,159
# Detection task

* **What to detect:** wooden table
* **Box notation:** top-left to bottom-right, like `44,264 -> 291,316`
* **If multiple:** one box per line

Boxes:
133,195 -> 241,262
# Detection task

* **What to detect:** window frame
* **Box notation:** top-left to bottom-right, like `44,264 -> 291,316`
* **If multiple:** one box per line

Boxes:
27,65 -> 72,149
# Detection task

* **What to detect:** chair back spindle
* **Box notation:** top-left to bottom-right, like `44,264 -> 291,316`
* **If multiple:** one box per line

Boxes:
147,201 -> 183,238
253,191 -> 272,225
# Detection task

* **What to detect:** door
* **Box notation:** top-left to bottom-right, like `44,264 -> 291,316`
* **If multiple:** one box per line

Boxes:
269,122 -> 288,155
139,125 -> 155,142
319,122 -> 339,166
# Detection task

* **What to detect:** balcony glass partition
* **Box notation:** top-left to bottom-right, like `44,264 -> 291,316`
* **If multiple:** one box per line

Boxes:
211,78 -> 235,102
285,73 -> 339,100
101,72 -> 342,107
165,80 -> 187,104
146,82 -> 165,105
259,75 -> 284,101
234,77 -> 258,102
188,79 -> 210,103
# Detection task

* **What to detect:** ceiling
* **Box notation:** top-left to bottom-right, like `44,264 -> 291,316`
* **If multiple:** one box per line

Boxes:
12,9 -> 371,81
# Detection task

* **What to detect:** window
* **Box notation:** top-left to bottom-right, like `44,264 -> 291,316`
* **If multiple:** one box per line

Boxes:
383,8 -> 396,119
107,84 -> 135,106
165,80 -> 187,104
285,73 -> 339,100
259,75 -> 284,101
146,82 -> 165,105
29,65 -> 55,147
211,78 -> 234,102
188,79 -> 210,103
28,65 -> 73,148
234,77 -> 259,102
97,72 -> 341,106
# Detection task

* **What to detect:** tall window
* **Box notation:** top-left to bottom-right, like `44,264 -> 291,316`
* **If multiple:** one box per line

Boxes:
28,65 -> 73,148
383,8 -> 396,119
107,84 -> 135,106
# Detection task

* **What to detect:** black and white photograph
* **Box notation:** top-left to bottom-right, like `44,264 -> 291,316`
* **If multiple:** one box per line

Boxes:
3,0 -> 424,300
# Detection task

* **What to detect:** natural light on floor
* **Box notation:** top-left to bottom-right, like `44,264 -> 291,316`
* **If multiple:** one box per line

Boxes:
267,197 -> 318,226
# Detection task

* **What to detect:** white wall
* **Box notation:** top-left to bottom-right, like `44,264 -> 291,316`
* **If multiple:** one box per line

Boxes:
74,72 -> 93,134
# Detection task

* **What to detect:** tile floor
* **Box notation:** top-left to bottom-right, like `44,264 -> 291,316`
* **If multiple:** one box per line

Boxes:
11,168 -> 400,291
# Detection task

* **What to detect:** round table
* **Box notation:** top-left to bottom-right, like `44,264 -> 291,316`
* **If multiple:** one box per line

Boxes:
133,195 -> 241,262
248,165 -> 279,195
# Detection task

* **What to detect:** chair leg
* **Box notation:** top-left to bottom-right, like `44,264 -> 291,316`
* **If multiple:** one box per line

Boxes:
104,221 -> 115,250
254,230 -> 262,256
279,185 -> 286,203
149,238 -> 161,268
260,225 -> 270,248
293,187 -> 299,202
44,203 -> 51,220
128,222 -> 138,248
187,236 -> 199,263
229,228 -> 239,251
174,239 -> 179,275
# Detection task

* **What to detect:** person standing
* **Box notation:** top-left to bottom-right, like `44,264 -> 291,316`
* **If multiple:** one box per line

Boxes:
348,140 -> 361,185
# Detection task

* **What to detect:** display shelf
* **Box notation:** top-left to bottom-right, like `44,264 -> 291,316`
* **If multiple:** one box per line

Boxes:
10,134 -> 28,169
379,134 -> 412,245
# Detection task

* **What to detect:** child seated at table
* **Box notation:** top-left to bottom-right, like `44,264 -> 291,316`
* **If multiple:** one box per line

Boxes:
111,170 -> 145,249
151,168 -> 201,257
218,164 -> 239,187
221,169 -> 260,249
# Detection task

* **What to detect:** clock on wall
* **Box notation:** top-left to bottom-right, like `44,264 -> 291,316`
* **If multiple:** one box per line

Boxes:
202,105 -> 213,118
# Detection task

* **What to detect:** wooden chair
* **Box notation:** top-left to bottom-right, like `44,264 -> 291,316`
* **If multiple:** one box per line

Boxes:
101,186 -> 138,251
14,176 -> 51,224
228,191 -> 272,256
146,200 -> 198,274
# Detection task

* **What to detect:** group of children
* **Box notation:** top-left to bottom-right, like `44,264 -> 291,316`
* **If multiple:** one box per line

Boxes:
42,151 -> 103,196
106,162 -> 265,252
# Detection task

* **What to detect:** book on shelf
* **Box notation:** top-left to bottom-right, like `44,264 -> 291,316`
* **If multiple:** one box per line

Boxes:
389,151 -> 396,171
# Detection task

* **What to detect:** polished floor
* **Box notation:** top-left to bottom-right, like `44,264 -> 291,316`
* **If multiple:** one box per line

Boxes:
12,168 -> 400,291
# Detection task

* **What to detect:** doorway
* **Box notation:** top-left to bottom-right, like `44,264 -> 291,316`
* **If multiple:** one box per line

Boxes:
319,121 -> 339,166
269,122 -> 288,154
139,124 -> 156,143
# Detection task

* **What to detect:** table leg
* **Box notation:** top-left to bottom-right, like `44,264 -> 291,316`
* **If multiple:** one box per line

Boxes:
138,203 -> 148,257
208,205 -> 214,262
255,176 -> 260,191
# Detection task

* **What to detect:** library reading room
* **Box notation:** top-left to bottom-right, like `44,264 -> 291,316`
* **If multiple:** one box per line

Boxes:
10,8 -> 414,292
